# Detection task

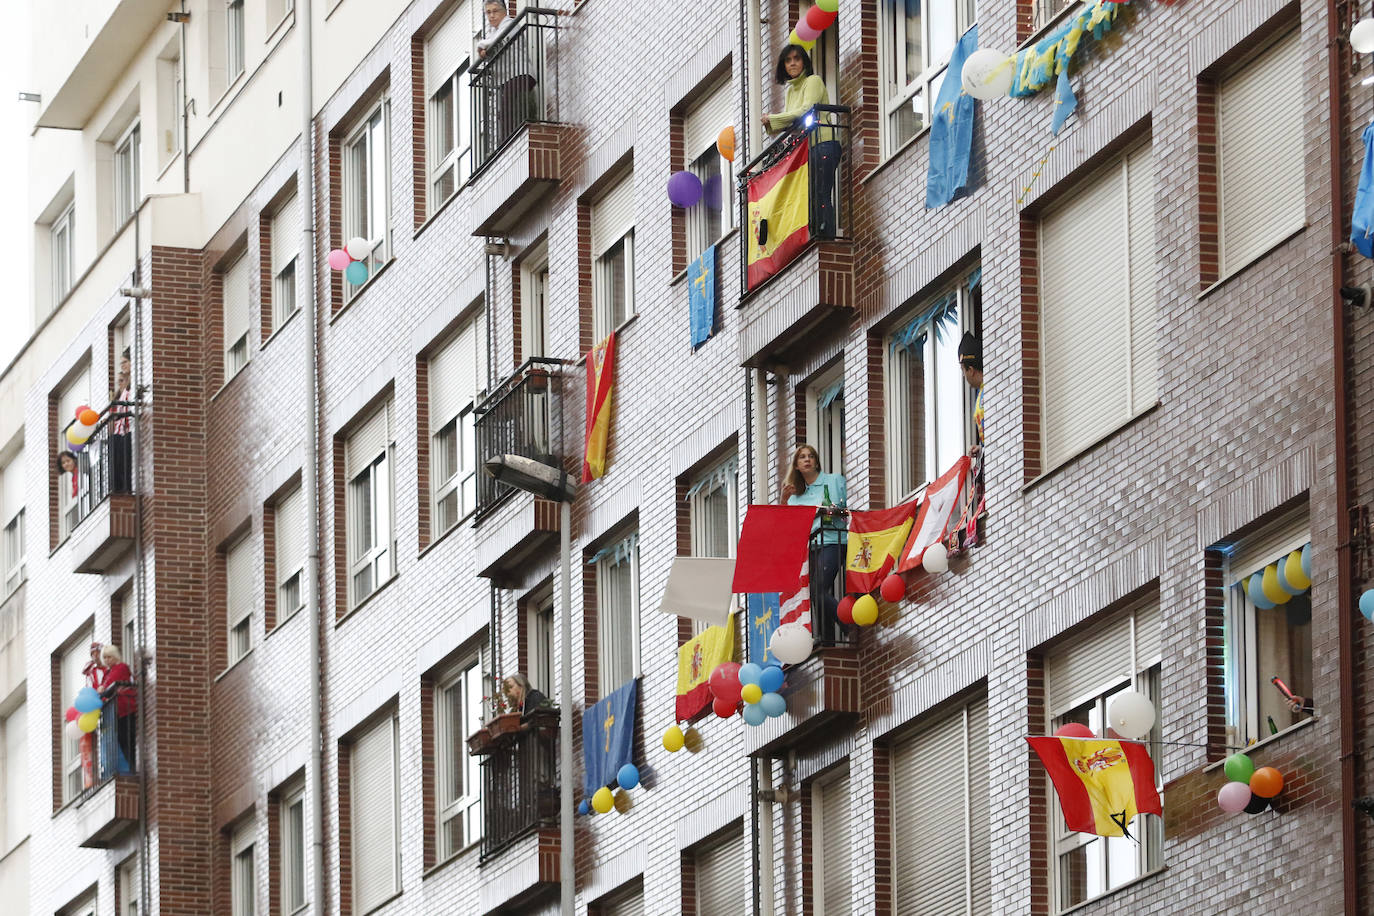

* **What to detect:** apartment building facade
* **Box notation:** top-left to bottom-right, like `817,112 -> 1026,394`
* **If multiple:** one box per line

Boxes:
3,0 -> 1374,913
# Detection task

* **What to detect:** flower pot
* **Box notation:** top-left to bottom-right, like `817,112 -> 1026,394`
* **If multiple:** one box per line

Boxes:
466,726 -> 493,755
525,367 -> 549,391
486,712 -> 524,740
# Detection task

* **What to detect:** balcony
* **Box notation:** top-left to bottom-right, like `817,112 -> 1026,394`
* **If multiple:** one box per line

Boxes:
736,106 -> 854,369
61,405 -> 136,574
467,8 -> 567,236
76,696 -> 139,848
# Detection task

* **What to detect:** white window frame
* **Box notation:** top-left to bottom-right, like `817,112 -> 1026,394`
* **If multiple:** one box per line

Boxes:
2,701 -> 27,853
51,202 -> 75,305
119,854 -> 140,916
879,0 -> 978,156
436,657 -> 483,859
682,76 -> 736,261
275,486 -> 304,621
429,310 -> 485,536
593,231 -> 635,340
222,253 -> 251,379
884,278 -> 977,503
429,65 -> 473,211
114,122 -> 141,228
595,533 -> 640,695
280,784 -> 306,914
271,194 -> 300,332
350,713 -> 400,912
688,457 -> 738,561
812,767 -> 853,916
226,535 -> 254,665
231,818 -> 256,916
227,0 -> 246,83
806,364 -> 846,478
346,407 -> 394,609
520,245 -> 549,361
3,508 -> 24,598
527,592 -> 554,696
342,101 -> 391,299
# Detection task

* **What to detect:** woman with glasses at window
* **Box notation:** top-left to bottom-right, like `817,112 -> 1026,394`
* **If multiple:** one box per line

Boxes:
763,44 -> 842,238
780,445 -> 847,635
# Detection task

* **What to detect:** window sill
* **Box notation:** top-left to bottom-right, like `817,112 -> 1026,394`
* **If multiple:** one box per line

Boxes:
1200,715 -> 1318,775
336,573 -> 400,628
211,360 -> 252,403
266,605 -> 305,639
267,10 -> 296,44
670,227 -> 740,287
861,124 -> 932,187
329,257 -> 397,326
422,840 -> 480,880
156,152 -> 183,184
1197,224 -> 1308,301
1056,865 -> 1166,916
261,307 -> 301,350
418,514 -> 472,561
215,647 -> 255,682
413,184 -> 467,241
206,71 -> 249,123
358,890 -> 403,916
1022,401 -> 1161,493
585,313 -> 638,358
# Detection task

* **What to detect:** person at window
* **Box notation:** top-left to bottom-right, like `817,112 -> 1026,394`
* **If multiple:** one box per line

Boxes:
56,450 -> 79,498
475,0 -> 513,60
475,0 -> 536,146
502,673 -> 549,717
958,332 -> 983,456
763,44 -> 842,239
779,444 -> 847,634
108,349 -> 133,494
97,643 -> 137,773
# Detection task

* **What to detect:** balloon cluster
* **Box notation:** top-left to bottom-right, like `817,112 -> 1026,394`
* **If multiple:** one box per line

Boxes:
580,763 -> 641,816
838,542 -> 953,626
65,405 -> 101,452
63,686 -> 103,740
788,0 -> 839,50
327,237 -> 375,286
1216,753 -> 1284,815
738,662 -> 787,726
1245,545 -> 1311,610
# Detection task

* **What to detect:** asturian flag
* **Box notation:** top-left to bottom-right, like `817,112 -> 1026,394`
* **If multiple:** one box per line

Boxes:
1026,737 -> 1163,838
746,593 -> 782,667
582,331 -> 617,483
583,677 -> 638,795
845,501 -> 920,594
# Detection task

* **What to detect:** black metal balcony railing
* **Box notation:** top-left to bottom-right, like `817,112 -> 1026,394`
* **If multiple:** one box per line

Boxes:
81,695 -> 135,802
480,711 -> 559,861
738,104 -> 852,294
474,358 -> 564,517
60,403 -> 135,537
471,8 -> 559,174
809,517 -> 856,648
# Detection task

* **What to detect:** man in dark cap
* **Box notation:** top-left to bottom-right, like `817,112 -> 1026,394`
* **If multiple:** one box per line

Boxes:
958,331 -> 983,455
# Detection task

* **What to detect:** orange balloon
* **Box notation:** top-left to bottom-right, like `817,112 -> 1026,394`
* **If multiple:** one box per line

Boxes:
1249,766 -> 1284,798
717,125 -> 736,162
78,408 -> 99,426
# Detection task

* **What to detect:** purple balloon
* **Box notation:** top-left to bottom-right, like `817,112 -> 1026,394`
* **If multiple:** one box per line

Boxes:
69,441 -> 86,453
1218,781 -> 1252,814
702,173 -> 723,210
667,170 -> 703,208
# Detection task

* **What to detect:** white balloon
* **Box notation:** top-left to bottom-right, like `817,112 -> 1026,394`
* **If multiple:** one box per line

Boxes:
769,623 -> 813,666
961,48 -> 1015,101
345,236 -> 373,261
1108,690 -> 1156,740
1353,18 -> 1374,55
922,542 -> 949,575
64,720 -> 84,741
70,420 -> 95,438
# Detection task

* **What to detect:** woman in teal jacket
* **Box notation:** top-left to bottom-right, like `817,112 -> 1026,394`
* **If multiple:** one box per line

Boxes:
763,45 -> 841,238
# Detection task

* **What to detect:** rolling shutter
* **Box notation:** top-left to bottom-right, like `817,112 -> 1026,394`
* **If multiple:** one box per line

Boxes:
4,700 -> 26,843
695,826 -> 746,916
817,769 -> 852,916
967,698 -> 991,915
1219,30 -> 1303,276
1226,506 -> 1309,582
591,171 -> 635,257
1044,603 -> 1162,714
346,402 -> 392,478
352,714 -> 399,912
58,366 -> 91,440
226,535 -> 255,624
271,192 -> 301,278
2,446 -> 25,525
275,486 -> 303,586
684,76 -> 733,161
429,312 -> 484,433
426,1 -> 471,98
600,882 -> 645,916
1125,144 -> 1157,416
222,254 -> 251,347
892,704 -> 969,916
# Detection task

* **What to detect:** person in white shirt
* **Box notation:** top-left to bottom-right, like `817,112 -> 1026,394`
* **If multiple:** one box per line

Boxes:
473,0 -> 539,153
475,0 -> 513,61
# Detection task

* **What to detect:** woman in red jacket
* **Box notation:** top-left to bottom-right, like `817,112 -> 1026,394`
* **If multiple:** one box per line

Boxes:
98,644 -> 137,772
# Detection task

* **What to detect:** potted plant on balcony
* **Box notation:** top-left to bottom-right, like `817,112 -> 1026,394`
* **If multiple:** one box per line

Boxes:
483,688 -> 524,740
524,364 -> 550,392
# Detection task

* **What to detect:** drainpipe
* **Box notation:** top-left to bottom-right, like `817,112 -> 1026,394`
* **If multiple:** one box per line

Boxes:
298,1 -> 327,913
179,0 -> 189,194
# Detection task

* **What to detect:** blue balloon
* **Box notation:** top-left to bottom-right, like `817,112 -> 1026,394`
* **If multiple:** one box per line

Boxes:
577,799 -> 590,815
345,260 -> 369,285
738,663 -> 762,686
1247,575 -> 1275,610
759,692 -> 787,718
616,763 -> 640,791
742,703 -> 767,726
74,686 -> 102,714
758,665 -> 785,694
1301,543 -> 1312,580
1361,590 -> 1374,622
1274,559 -> 1296,595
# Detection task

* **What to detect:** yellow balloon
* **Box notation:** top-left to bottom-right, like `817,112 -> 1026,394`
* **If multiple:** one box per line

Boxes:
1261,565 -> 1291,605
662,725 -> 685,753
65,426 -> 88,447
741,683 -> 763,705
592,786 -> 614,814
852,594 -> 879,626
78,710 -> 100,733
1284,550 -> 1311,591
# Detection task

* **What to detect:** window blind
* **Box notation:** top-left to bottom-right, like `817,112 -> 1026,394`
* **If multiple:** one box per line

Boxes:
271,192 -> 301,277
222,254 -> 251,347
1044,602 -> 1162,715
818,769 -> 853,916
1226,506 -> 1309,583
426,1 -> 471,98
695,826 -> 746,916
2,447 -> 24,525
684,76 -> 733,160
275,486 -> 303,588
599,883 -> 645,916
226,535 -> 255,625
429,312 -> 484,434
346,402 -> 392,477
351,715 -> 399,912
892,705 -> 971,916
591,171 -> 635,257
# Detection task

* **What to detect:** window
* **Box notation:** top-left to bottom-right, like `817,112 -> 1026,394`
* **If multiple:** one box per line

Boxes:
594,531 -> 640,695
2,702 -> 27,852
435,658 -> 483,858
4,510 -> 25,598
350,713 -> 400,913
227,0 -> 246,83
693,826 -> 746,916
591,172 -> 635,339
427,3 -> 474,210
527,593 -> 554,696
222,253 -> 251,378
891,694 -> 990,914
1217,30 -> 1303,276
520,244 -> 548,361
343,102 -> 390,297
157,40 -> 182,168
596,880 -> 645,916
1222,511 -> 1311,746
1031,0 -> 1074,32
59,629 -> 93,804
225,534 -> 255,665
1043,604 -> 1162,911
688,455 -> 738,610
271,192 -> 301,332
275,486 -> 304,620
346,403 -> 394,608
119,854 -> 139,916
114,123 -> 141,228
881,0 -> 978,153
231,818 -> 256,916
1038,141 -> 1155,470
56,365 -> 91,542
807,364 -> 845,477
813,767 -> 852,916
279,785 -> 306,914
886,271 -> 980,501
51,202 -> 75,304
2,446 -> 25,598
683,77 -> 735,260
429,310 -> 486,535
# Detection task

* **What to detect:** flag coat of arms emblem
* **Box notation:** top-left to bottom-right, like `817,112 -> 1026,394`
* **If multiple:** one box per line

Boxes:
845,501 -> 919,593
675,613 -> 735,721
1026,736 -> 1162,837
582,331 -> 617,483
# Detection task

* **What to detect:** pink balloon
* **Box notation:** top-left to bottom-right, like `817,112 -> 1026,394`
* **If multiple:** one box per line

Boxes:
327,248 -> 351,271
795,19 -> 822,42
1054,723 -> 1095,739
1217,781 -> 1252,814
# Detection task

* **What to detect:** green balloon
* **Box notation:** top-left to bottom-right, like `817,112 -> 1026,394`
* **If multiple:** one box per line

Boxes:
816,0 -> 839,11
1224,753 -> 1255,784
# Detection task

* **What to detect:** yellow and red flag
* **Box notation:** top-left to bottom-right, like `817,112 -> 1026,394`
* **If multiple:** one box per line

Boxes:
897,456 -> 971,573
675,613 -> 735,721
747,140 -> 810,290
582,331 -> 616,483
1026,737 -> 1163,837
845,501 -> 919,594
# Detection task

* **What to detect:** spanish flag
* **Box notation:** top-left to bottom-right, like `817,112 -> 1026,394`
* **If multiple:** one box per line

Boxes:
675,613 -> 735,721
844,501 -> 919,594
747,140 -> 810,290
1026,737 -> 1162,837
582,331 -> 616,483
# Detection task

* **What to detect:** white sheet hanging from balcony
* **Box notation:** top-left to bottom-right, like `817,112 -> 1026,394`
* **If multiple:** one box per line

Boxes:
656,556 -> 735,627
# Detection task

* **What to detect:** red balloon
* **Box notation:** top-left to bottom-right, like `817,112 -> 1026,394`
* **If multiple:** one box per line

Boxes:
74,404 -> 92,420
709,662 -> 743,704
837,595 -> 856,625
713,696 -> 737,718
65,706 -> 80,722
805,5 -> 837,31
880,574 -> 906,603
1054,723 -> 1095,739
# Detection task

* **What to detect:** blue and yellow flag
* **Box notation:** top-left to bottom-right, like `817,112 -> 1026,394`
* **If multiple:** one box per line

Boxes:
583,677 -> 637,795
688,243 -> 717,348
926,25 -> 978,208
746,593 -> 782,666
